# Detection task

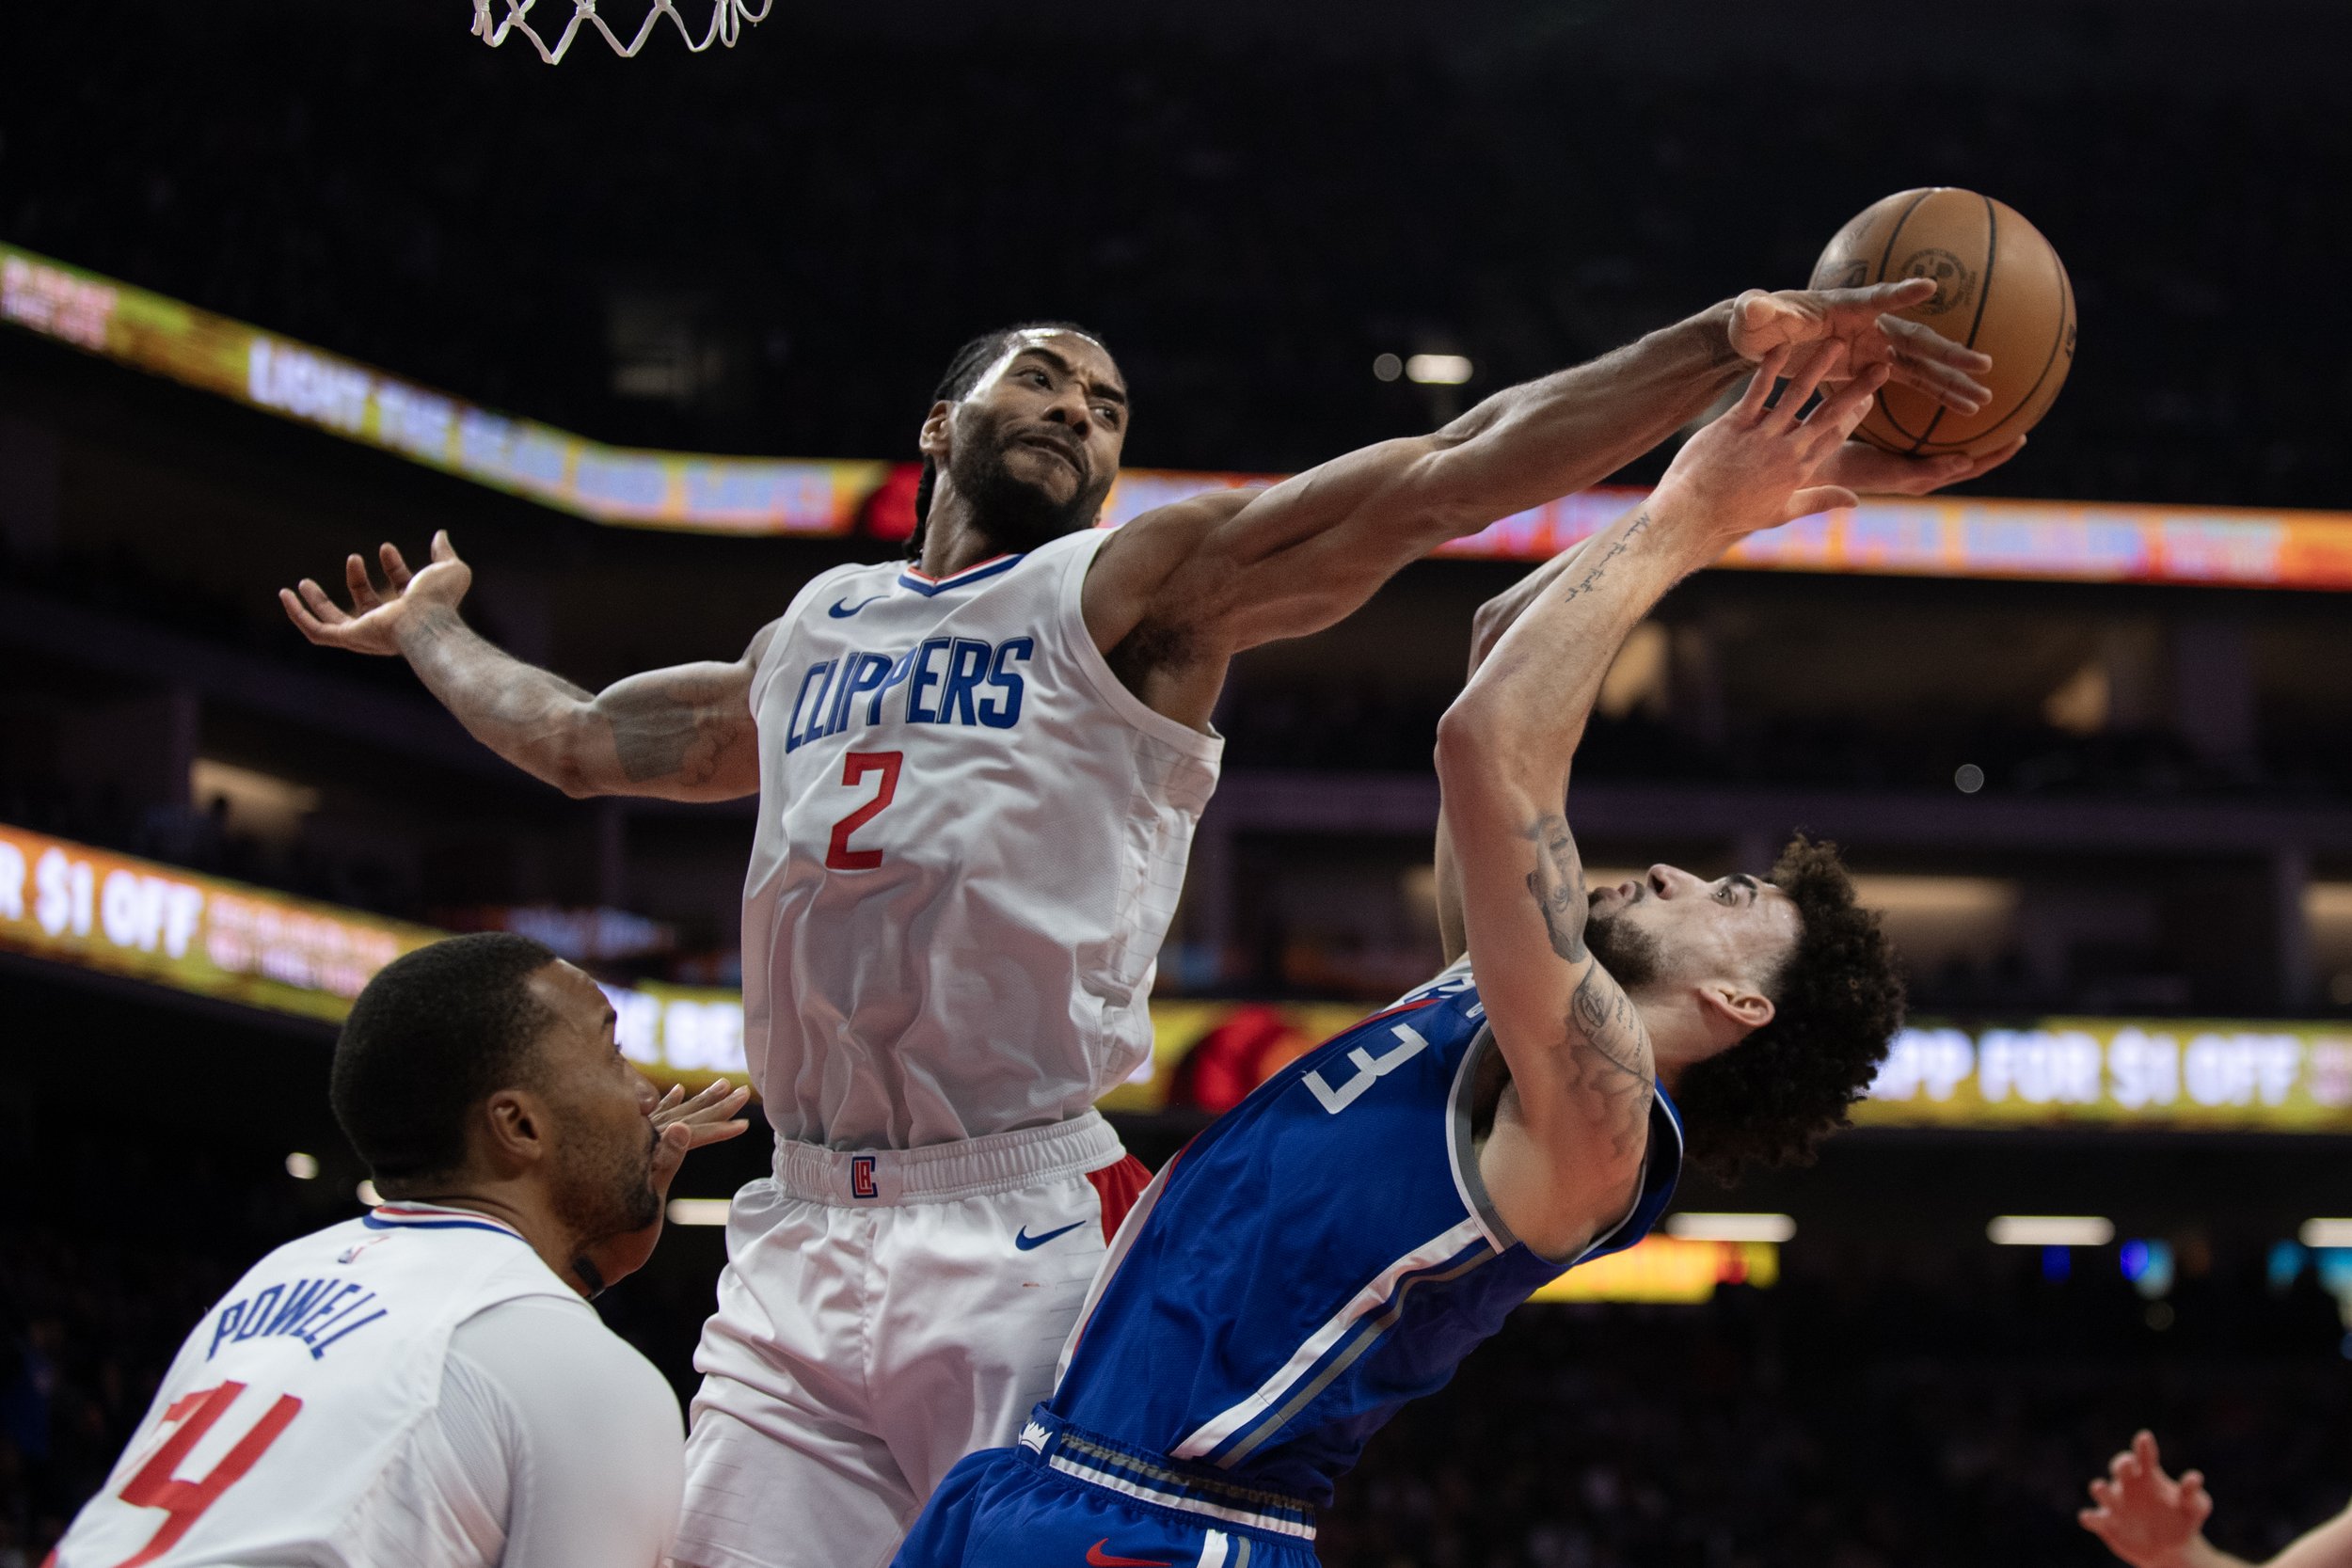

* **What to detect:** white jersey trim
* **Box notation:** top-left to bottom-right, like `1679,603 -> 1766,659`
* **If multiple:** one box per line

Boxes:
1042,1453 -> 1316,1541
1170,1215 -> 1488,1463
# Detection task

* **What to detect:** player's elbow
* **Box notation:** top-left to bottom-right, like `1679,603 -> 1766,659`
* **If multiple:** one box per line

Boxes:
1435,689 -> 1539,785
542,708 -> 615,799
1433,702 -> 1492,789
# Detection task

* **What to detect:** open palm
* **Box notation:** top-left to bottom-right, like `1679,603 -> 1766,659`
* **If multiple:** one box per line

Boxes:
279,530 -> 473,656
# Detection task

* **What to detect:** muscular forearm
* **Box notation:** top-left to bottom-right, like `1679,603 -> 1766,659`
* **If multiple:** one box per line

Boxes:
397,610 -> 762,801
1445,499 -> 1705,792
395,608 -> 606,794
1425,302 -> 1742,526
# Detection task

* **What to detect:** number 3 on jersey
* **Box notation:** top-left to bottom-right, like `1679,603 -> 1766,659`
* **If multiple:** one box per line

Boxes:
825,751 -> 904,870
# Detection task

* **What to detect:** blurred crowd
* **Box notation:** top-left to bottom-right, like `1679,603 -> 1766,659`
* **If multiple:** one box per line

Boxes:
3,12 -> 2347,505
1327,1263 -> 2352,1568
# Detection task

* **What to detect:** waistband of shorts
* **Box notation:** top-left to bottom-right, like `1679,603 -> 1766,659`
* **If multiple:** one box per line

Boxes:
1012,1406 -> 1317,1543
771,1110 -> 1125,1204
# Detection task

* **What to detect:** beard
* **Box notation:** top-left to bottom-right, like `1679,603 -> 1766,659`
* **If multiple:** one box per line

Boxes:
549,1112 -> 661,1245
1585,907 -> 1668,991
946,414 -> 1113,552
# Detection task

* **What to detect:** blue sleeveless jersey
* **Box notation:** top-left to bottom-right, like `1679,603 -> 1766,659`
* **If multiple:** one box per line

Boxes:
1050,961 -> 1683,1504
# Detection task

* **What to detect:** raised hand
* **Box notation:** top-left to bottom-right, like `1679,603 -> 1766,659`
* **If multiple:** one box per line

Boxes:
650,1079 -> 754,1163
1816,435 -> 2026,498
279,530 -> 473,656
1728,277 -> 1993,416
580,1078 -> 753,1291
2080,1431 -> 2222,1568
1651,343 -> 1887,556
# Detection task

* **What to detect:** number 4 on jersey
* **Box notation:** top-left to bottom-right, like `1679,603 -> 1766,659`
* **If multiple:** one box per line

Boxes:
106,1382 -> 302,1567
826,751 -> 904,870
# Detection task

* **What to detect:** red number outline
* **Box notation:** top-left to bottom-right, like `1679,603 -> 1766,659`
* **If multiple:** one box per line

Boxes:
825,751 -> 904,870
110,1381 -> 302,1568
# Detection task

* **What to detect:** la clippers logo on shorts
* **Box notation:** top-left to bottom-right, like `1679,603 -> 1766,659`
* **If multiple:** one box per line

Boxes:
850,1155 -> 879,1200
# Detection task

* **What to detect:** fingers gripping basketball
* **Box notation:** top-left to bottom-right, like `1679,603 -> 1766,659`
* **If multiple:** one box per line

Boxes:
1812,186 -> 2077,459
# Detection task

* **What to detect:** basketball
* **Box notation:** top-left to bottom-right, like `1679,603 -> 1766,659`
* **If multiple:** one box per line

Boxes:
1811,187 -> 2076,458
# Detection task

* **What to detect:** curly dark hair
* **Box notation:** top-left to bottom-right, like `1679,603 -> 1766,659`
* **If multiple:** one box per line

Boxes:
1671,835 -> 1906,1184
909,320 -> 1109,557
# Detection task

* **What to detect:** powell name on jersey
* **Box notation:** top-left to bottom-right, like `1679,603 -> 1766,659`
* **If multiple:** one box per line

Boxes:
53,1207 -> 576,1568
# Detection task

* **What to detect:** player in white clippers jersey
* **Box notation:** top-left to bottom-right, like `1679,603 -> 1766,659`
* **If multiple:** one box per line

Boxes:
281,279 -> 2010,1568
49,934 -> 748,1568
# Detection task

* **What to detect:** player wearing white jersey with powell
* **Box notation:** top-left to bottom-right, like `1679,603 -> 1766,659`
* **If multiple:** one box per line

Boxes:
281,277 -> 2010,1568
48,933 -> 748,1568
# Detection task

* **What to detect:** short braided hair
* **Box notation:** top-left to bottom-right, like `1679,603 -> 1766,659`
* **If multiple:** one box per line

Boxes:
909,320 -> 1108,557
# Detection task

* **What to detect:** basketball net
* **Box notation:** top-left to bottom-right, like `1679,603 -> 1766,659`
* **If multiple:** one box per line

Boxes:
470,0 -> 771,63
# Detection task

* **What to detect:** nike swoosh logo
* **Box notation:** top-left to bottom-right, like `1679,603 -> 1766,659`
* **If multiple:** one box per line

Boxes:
1087,1541 -> 1172,1567
828,594 -> 887,618
1014,1221 -> 1087,1251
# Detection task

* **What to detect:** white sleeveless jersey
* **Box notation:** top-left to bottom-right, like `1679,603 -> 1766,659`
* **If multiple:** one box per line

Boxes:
742,527 -> 1224,1149
53,1206 -> 581,1568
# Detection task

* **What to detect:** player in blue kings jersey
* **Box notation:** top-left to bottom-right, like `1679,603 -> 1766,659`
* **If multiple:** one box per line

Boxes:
892,345 -> 1913,1568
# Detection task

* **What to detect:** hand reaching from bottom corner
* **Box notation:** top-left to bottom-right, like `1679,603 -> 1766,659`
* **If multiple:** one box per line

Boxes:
2080,1431 -> 2232,1568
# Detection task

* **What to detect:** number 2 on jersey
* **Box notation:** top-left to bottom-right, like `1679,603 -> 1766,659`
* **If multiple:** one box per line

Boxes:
108,1381 -> 301,1567
826,751 -> 904,870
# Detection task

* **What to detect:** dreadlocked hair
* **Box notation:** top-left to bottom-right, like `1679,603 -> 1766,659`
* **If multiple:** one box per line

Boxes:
909,320 -> 1108,558
1670,834 -> 1906,1184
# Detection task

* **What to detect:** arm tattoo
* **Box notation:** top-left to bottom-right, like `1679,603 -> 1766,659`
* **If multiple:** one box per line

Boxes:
610,673 -> 751,786
1522,812 -> 1654,1161
1548,510 -> 1651,610
1521,813 -> 1586,962
1565,966 -> 1656,1161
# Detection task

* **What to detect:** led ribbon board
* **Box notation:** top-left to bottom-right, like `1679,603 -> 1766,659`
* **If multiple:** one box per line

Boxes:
9,823 -> 2352,1134
0,245 -> 882,534
0,824 -> 441,1023
1865,1020 -> 2352,1132
11,243 -> 2352,585
1526,1237 -> 1780,1305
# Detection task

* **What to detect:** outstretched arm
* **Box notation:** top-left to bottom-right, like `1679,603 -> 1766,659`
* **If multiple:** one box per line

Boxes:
1088,278 -> 1989,667
281,531 -> 770,801
1433,347 -> 1882,1231
2081,1430 -> 2352,1568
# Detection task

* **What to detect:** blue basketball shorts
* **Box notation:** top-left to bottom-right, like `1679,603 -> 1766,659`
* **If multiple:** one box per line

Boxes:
891,1410 -> 1320,1568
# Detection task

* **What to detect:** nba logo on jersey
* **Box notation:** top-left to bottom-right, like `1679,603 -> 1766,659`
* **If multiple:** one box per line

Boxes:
850,1156 -> 879,1200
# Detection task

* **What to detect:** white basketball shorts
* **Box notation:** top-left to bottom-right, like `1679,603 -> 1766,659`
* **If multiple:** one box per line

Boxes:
673,1111 -> 1151,1568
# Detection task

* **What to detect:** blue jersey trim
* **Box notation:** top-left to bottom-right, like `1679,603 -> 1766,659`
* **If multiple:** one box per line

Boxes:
360,1212 -> 527,1241
896,553 -> 1025,596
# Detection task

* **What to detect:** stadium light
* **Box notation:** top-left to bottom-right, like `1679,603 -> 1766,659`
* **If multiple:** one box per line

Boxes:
2300,1218 -> 2352,1249
1372,353 -> 1403,382
668,1198 -> 732,1227
284,1151 -> 319,1180
1989,1214 -> 2113,1247
1664,1212 -> 1795,1243
1406,354 -> 1472,386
